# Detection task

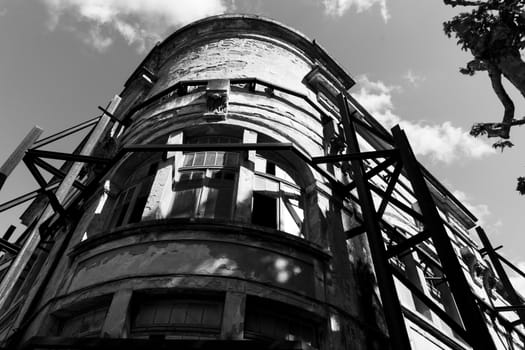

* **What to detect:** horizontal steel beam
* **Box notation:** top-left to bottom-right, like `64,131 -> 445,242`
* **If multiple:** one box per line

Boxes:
0,238 -> 21,255
479,245 -> 503,256
119,142 -> 341,189
27,150 -> 111,164
0,182 -> 60,213
493,305 -> 525,312
289,146 -> 341,188
345,225 -> 366,239
31,157 -> 86,191
31,117 -> 100,149
311,149 -> 397,164
386,230 -> 431,259
122,142 -> 294,153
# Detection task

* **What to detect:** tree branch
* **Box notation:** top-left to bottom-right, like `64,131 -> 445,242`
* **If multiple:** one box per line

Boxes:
487,64 -> 515,138
444,0 -> 487,7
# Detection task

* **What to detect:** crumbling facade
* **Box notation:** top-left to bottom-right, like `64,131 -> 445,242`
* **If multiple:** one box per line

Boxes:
0,14 -> 523,350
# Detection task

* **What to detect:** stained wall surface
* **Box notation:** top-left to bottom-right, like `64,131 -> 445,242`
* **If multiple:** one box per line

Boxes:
3,15 -> 385,350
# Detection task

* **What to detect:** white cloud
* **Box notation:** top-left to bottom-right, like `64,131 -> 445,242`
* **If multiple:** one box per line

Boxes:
82,26 -> 113,52
451,190 -> 491,225
322,0 -> 390,22
40,0 -> 230,52
403,70 -> 426,87
353,75 -> 496,163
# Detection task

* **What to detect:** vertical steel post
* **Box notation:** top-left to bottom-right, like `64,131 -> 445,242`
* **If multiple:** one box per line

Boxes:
477,227 -> 525,327
391,125 -> 496,350
338,94 -> 412,350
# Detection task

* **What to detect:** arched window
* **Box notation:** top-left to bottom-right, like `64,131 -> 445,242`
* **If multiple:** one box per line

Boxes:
107,156 -> 159,229
170,136 -> 240,220
103,129 -> 309,240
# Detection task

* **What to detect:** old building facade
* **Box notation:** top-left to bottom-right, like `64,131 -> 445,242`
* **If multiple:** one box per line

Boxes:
0,14 -> 523,350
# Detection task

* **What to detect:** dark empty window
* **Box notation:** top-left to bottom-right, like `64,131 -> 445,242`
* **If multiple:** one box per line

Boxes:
245,298 -> 320,348
58,307 -> 108,338
252,192 -> 277,228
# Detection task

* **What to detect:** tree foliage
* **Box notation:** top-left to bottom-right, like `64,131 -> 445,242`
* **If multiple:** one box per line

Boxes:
443,0 -> 525,192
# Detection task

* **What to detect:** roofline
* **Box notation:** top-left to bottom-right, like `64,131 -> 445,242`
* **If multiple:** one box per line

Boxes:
123,14 -> 355,90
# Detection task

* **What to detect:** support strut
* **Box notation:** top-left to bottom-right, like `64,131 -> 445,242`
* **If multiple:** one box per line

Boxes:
339,93 -> 412,350
391,125 -> 497,350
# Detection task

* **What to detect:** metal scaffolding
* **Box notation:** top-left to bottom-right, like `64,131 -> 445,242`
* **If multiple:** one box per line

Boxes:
0,78 -> 523,350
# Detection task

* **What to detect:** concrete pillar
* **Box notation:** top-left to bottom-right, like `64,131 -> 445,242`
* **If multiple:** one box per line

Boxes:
220,291 -> 246,340
234,130 -> 257,223
101,289 -> 133,338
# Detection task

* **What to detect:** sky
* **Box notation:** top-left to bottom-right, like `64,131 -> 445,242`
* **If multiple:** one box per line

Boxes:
0,0 -> 524,291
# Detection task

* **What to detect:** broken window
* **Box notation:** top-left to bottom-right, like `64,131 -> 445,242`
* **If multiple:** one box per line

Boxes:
108,159 -> 159,229
251,154 -> 304,237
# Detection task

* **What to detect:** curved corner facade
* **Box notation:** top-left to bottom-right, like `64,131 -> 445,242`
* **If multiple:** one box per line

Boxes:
7,15 -> 385,350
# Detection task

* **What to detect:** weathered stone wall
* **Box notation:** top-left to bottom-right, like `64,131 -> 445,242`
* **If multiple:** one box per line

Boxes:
150,37 -> 314,97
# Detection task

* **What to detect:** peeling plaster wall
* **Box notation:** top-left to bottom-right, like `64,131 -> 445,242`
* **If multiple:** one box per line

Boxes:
12,16 -> 386,350
68,239 -> 315,296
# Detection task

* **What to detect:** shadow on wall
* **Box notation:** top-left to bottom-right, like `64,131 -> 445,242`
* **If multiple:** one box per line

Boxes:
68,241 -> 314,295
316,188 -> 388,348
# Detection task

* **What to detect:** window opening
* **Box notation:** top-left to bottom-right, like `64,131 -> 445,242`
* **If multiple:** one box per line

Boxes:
252,155 -> 304,237
58,306 -> 108,338
245,297 -> 320,348
108,159 -> 159,229
171,136 -> 240,220
252,192 -> 277,228
423,264 -> 443,301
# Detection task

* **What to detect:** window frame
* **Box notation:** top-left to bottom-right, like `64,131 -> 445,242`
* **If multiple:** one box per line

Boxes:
251,153 -> 306,238
106,157 -> 160,230
170,135 -> 241,221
